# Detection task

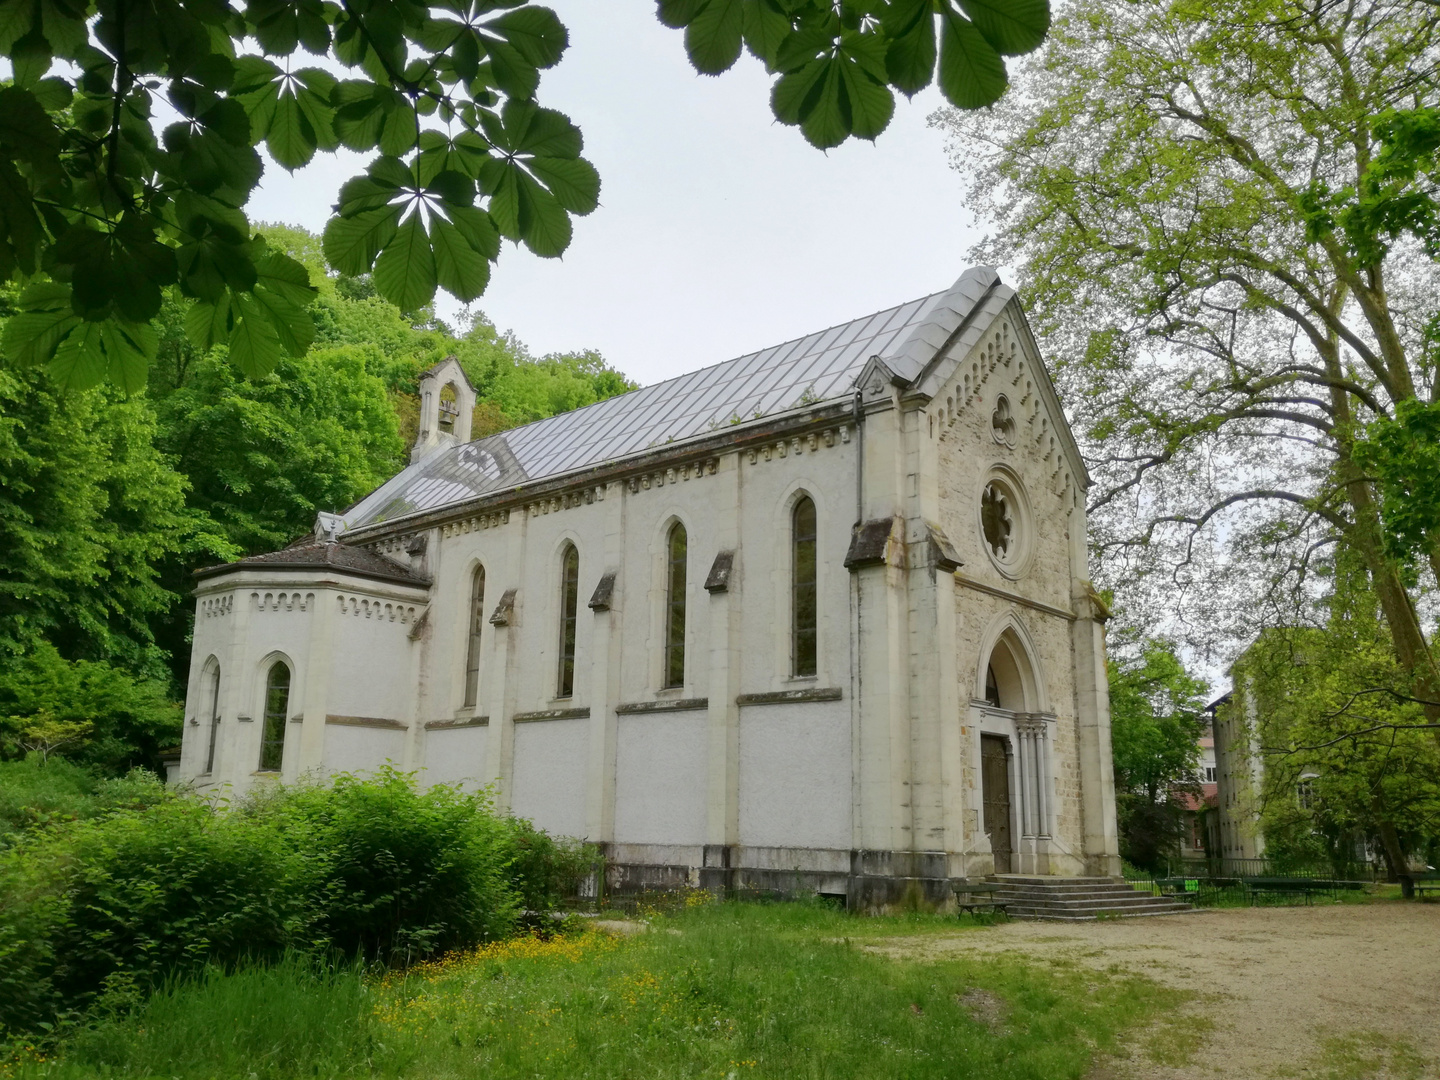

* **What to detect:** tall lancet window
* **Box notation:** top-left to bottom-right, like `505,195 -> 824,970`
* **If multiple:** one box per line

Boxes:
259,661 -> 291,771
557,543 -> 579,697
463,565 -> 486,707
792,496 -> 818,677
664,522 -> 687,688
204,661 -> 221,773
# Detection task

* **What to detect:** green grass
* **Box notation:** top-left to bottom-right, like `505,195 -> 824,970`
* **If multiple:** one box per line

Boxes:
7,900 -> 1191,1080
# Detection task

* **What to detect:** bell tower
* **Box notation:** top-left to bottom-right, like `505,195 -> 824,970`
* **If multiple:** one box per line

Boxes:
412,356 -> 476,463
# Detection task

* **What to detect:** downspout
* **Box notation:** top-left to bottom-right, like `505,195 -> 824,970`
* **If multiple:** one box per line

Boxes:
853,387 -> 865,525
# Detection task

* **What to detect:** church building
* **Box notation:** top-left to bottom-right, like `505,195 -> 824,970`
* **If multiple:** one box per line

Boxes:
179,267 -> 1122,904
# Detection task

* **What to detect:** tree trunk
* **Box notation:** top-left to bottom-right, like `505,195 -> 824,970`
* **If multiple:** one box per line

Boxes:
1371,800 -> 1408,884
1323,345 -> 1440,750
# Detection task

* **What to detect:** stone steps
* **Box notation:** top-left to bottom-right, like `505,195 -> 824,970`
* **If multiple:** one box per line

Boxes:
988,874 -> 1192,920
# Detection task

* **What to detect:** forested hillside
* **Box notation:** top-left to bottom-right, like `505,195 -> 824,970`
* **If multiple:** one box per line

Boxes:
0,224 -> 636,773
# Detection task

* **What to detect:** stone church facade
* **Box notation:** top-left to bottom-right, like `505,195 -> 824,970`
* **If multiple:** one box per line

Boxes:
179,267 -> 1122,903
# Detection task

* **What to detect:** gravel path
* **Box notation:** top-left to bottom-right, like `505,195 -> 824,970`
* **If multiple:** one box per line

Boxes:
869,904 -> 1440,1079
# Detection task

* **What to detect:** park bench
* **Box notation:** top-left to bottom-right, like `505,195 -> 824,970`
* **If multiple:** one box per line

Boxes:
1154,877 -> 1197,896
953,881 -> 1008,918
1241,877 -> 1332,904
1399,871 -> 1440,899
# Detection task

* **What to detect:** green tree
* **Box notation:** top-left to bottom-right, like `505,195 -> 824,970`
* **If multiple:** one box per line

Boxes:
1235,562 -> 1440,880
148,342 -> 405,556
0,0 -> 1049,393
0,642 -> 181,775
1107,637 -> 1210,871
0,356 -> 215,668
933,0 -> 1440,750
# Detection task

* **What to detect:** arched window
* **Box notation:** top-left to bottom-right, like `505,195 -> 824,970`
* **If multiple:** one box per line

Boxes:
204,661 -> 221,774
259,661 -> 290,772
557,543 -> 579,697
664,522 -> 687,688
792,496 -> 817,677
463,565 -> 486,707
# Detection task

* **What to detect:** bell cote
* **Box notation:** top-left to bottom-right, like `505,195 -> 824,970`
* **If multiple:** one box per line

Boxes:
412,356 -> 476,463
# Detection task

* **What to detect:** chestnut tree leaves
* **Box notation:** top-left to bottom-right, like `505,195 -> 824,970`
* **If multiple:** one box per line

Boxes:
0,0 -> 593,391
0,0 -> 1047,392
658,0 -> 1050,149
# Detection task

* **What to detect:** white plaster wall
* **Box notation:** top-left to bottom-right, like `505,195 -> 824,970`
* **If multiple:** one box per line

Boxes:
327,595 -> 420,721
510,717 -> 588,838
613,711 -> 707,846
323,725 -> 406,776
424,437 -> 858,727
739,703 -> 851,849
733,443 -> 856,698
421,727 -> 488,790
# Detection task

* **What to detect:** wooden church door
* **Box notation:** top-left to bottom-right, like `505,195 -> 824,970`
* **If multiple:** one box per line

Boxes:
981,735 -> 1013,874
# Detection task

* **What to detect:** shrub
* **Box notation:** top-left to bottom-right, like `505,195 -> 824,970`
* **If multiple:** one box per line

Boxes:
0,797 -> 310,1035
0,769 -> 588,1041
0,757 -> 169,847
243,768 -> 520,963
501,814 -> 598,914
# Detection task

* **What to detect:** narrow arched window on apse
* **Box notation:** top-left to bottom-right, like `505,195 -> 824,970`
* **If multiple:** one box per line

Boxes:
259,661 -> 291,772
463,565 -> 486,707
664,522 -> 687,688
557,543 -> 580,697
204,661 -> 221,774
792,496 -> 818,677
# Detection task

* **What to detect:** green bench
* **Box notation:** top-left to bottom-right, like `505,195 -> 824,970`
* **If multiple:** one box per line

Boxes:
953,881 -> 1008,918
1154,877 -> 1200,896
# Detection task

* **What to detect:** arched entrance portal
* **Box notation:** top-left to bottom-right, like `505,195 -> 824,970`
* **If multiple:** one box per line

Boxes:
974,622 -> 1056,876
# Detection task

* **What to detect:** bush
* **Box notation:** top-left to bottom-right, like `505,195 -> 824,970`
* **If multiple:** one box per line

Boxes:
0,797 -> 309,1035
501,814 -> 597,914
0,757 -> 169,847
243,768 -> 520,962
0,769 -> 590,1040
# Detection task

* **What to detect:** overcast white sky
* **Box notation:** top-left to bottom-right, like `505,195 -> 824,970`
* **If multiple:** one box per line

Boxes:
244,4 -> 983,386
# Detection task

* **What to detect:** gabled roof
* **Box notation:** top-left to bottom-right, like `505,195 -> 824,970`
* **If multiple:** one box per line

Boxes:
194,541 -> 429,586
340,268 -> 1072,532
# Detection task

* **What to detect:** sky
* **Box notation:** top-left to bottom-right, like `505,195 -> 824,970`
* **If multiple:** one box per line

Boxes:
244,4 -> 984,387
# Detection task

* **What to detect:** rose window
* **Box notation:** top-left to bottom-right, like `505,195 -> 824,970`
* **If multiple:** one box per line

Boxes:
981,483 -> 1013,558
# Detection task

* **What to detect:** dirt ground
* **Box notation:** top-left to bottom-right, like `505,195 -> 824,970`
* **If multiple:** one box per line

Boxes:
869,903 -> 1440,1079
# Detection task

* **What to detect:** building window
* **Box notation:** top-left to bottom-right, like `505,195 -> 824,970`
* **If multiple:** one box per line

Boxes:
792,496 -> 817,677
259,662 -> 290,772
558,543 -> 579,697
1202,766 -> 1216,783
664,522 -> 687,688
463,565 -> 486,707
1297,778 -> 1315,811
204,662 -> 221,774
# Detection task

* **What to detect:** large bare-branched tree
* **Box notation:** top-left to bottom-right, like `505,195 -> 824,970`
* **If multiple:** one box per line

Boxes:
934,0 -> 1440,746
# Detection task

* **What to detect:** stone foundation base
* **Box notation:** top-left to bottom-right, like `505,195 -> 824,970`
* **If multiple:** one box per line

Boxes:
591,843 -> 1101,911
